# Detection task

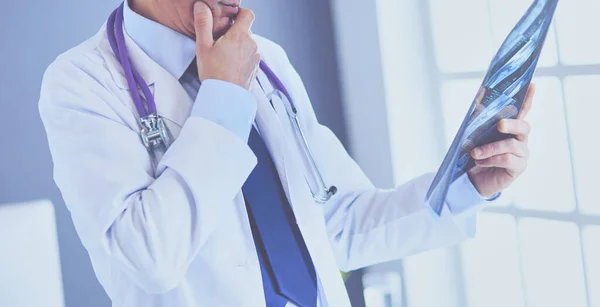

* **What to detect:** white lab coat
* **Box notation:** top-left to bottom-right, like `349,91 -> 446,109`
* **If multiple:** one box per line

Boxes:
39,25 -> 483,307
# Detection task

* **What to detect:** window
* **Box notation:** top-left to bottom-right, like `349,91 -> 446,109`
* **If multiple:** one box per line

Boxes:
371,0 -> 600,306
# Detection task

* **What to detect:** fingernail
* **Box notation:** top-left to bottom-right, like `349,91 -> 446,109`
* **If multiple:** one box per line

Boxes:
474,148 -> 483,157
194,1 -> 206,14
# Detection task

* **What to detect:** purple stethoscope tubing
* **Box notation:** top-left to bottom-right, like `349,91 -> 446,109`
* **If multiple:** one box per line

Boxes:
107,3 -> 156,118
106,3 -> 336,201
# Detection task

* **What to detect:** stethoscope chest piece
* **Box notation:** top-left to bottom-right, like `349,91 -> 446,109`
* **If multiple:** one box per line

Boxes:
140,114 -> 170,150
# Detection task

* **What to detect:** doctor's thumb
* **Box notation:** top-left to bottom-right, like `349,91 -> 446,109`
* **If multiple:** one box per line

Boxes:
193,1 -> 214,48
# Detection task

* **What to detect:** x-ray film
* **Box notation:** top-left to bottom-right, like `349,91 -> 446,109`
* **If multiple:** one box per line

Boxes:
425,0 -> 559,216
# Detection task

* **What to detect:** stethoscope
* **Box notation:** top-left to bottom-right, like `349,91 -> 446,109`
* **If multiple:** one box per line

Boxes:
107,3 -> 337,203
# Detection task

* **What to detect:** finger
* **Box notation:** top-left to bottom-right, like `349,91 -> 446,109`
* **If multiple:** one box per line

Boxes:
194,1 -> 215,49
475,153 -> 527,173
498,118 -> 531,141
518,83 -> 536,119
472,137 -> 529,160
229,8 -> 255,34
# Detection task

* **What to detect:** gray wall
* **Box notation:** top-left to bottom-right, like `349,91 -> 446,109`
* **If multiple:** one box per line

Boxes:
0,1 -> 345,306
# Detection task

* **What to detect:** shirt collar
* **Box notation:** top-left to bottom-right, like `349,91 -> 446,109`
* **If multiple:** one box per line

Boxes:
123,0 -> 196,79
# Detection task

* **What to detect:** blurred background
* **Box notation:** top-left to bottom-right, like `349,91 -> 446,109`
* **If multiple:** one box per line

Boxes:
0,0 -> 598,306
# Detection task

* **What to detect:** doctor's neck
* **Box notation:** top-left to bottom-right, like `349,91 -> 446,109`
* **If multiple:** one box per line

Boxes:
130,0 -> 241,40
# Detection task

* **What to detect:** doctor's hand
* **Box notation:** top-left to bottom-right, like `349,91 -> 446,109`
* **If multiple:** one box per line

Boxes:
193,2 -> 260,89
468,84 -> 536,198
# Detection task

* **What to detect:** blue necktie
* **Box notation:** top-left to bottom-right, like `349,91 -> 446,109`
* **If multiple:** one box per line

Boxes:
242,127 -> 317,307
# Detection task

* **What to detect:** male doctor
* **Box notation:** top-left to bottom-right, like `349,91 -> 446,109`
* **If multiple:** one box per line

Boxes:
39,0 -> 535,306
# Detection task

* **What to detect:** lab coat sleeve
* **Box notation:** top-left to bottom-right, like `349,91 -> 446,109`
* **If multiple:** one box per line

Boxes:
266,43 -> 488,272
38,56 -> 257,293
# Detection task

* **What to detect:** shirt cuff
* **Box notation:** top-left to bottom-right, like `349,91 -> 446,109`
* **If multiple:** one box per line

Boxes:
446,173 -> 494,215
190,79 -> 257,141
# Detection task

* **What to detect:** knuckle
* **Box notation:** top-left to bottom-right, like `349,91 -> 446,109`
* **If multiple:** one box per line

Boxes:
242,9 -> 256,21
486,143 -> 497,155
242,33 -> 253,42
194,17 -> 210,29
247,10 -> 256,21
244,36 -> 258,52
523,121 -> 531,134
479,158 -> 491,166
245,35 -> 256,45
509,138 -> 520,150
253,53 -> 261,64
512,139 -> 528,157
238,8 -> 255,23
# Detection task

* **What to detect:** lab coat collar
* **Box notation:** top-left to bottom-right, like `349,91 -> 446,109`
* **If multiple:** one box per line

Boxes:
100,21 -> 157,90
99,24 -> 192,127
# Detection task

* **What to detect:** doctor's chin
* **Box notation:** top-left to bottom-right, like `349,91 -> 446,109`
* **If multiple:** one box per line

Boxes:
2,0 -> 598,306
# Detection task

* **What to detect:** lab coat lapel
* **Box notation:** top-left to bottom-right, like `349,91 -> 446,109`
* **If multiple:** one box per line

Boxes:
152,72 -> 193,128
99,23 -> 192,127
250,79 -> 292,199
